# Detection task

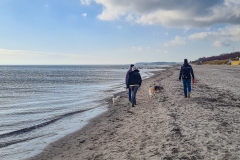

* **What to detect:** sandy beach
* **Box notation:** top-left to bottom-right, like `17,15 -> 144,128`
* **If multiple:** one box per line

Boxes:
28,64 -> 240,160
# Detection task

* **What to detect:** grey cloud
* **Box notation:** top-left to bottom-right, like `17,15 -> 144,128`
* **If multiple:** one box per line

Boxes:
103,0 -> 222,14
95,0 -> 240,28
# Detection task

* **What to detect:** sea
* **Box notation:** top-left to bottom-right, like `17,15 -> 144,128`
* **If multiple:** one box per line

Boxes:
0,65 -> 168,160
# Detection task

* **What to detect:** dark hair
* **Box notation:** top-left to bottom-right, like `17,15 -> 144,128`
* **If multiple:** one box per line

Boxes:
130,64 -> 134,67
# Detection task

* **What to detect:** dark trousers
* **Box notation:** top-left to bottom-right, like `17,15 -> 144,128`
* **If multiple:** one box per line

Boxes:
182,79 -> 191,97
130,85 -> 139,104
128,89 -> 131,101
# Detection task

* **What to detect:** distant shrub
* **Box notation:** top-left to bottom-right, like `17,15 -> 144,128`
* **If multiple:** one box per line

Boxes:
203,59 -> 229,65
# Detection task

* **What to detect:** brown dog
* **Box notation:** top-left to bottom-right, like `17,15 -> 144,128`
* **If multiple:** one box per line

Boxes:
149,85 -> 163,98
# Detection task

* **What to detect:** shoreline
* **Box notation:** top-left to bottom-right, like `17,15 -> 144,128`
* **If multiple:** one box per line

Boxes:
27,66 -> 175,160
28,64 -> 240,159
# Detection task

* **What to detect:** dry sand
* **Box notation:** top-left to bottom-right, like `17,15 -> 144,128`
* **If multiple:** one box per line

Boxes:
28,65 -> 240,160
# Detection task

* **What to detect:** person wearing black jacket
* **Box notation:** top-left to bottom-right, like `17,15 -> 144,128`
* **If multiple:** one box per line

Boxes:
125,64 -> 134,102
127,66 -> 142,107
179,59 -> 195,98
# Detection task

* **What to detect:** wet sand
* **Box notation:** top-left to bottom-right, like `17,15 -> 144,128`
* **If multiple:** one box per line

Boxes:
28,64 -> 240,160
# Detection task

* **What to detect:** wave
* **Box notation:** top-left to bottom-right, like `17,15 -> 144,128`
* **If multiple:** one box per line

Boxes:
0,135 -> 44,148
0,108 -> 93,147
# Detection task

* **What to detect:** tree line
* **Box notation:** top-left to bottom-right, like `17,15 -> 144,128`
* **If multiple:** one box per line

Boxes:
192,52 -> 240,63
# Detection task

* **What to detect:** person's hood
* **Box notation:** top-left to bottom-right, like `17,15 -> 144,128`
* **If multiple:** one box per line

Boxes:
130,69 -> 140,73
183,63 -> 189,67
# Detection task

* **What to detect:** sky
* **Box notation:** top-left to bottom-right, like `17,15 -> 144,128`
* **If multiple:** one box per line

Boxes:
0,0 -> 240,65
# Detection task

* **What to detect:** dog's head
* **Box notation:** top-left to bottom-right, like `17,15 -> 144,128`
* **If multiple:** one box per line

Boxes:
154,86 -> 163,92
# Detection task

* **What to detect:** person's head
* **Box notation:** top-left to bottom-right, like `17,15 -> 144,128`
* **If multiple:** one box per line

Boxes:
130,64 -> 134,68
184,59 -> 188,65
132,66 -> 137,71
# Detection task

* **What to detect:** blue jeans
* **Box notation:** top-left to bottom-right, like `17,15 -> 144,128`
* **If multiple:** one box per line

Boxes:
130,85 -> 139,104
182,79 -> 191,97
128,89 -> 131,101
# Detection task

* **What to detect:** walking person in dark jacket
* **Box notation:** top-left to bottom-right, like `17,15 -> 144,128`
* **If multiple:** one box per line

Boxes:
127,66 -> 142,107
126,64 -> 134,102
179,59 -> 195,98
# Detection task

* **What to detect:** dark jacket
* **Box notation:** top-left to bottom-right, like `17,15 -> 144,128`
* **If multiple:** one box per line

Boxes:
179,63 -> 194,80
127,69 -> 142,88
125,68 -> 132,87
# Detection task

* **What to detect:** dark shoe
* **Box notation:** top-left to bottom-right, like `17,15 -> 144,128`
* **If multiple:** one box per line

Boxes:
132,103 -> 134,107
134,101 -> 137,105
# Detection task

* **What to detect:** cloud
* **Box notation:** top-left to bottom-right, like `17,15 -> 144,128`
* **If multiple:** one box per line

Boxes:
94,0 -> 240,28
213,41 -> 231,47
131,47 -> 142,51
188,25 -> 240,47
164,36 -> 186,46
156,49 -> 168,54
82,13 -> 87,17
125,14 -> 134,22
188,32 -> 209,40
117,25 -> 122,29
80,0 -> 92,5
164,50 -> 168,54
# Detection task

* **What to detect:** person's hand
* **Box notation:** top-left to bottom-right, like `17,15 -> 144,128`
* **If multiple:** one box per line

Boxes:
179,79 -> 181,82
192,79 -> 194,84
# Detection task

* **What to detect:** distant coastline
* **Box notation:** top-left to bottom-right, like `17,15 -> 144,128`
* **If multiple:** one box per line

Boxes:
135,62 -> 179,65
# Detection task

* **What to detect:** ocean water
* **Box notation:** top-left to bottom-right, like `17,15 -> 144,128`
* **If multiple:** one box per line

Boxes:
0,65 -> 167,160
